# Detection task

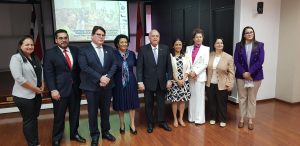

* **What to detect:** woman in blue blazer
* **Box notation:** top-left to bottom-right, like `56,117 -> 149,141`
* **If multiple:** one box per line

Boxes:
234,26 -> 264,130
9,36 -> 44,146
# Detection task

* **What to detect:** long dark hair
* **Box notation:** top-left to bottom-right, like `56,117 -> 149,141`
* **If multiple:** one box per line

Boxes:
17,35 -> 41,66
189,28 -> 204,45
239,26 -> 259,52
171,38 -> 185,57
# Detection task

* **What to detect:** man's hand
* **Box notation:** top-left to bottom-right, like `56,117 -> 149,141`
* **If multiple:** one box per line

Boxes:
100,74 -> 110,84
166,80 -> 172,89
99,82 -> 107,87
51,90 -> 60,101
138,83 -> 145,91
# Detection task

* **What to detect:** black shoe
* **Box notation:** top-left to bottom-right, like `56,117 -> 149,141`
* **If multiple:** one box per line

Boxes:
159,124 -> 172,131
102,133 -> 116,141
120,122 -> 125,134
91,138 -> 98,146
147,124 -> 153,133
129,125 -> 137,135
70,134 -> 86,143
52,141 -> 60,146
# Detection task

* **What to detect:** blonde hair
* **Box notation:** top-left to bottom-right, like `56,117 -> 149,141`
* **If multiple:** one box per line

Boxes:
189,28 -> 204,45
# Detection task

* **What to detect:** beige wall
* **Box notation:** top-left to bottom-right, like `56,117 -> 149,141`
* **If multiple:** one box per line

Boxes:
276,0 -> 300,103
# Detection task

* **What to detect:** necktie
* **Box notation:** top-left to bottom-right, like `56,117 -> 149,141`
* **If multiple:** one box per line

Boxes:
63,50 -> 72,69
153,47 -> 158,64
97,47 -> 104,66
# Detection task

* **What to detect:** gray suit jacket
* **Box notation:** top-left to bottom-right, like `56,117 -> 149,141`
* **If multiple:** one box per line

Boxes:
9,54 -> 43,99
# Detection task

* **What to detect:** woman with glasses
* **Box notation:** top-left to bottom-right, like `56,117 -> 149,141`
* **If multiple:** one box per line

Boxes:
234,26 -> 265,130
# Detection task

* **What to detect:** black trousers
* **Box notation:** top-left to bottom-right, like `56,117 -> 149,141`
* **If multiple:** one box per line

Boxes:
51,85 -> 81,142
144,82 -> 166,125
14,94 -> 42,146
85,88 -> 112,139
206,84 -> 228,122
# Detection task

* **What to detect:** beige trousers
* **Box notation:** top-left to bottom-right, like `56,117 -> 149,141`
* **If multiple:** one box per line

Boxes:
236,79 -> 262,118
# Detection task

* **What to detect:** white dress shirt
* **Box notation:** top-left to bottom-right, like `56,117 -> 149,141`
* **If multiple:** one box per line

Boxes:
58,46 -> 73,67
211,56 -> 221,84
91,42 -> 104,57
150,44 -> 159,56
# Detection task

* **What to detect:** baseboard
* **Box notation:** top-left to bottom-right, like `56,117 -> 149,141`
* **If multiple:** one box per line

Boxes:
256,98 -> 275,103
274,98 -> 300,105
228,96 -> 239,103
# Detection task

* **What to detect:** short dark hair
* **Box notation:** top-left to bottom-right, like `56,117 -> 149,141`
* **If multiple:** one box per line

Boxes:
170,38 -> 185,57
114,34 -> 129,48
92,26 -> 106,35
54,29 -> 68,39
213,38 -> 224,51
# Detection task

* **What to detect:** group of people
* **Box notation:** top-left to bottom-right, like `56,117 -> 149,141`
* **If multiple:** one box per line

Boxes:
9,25 -> 264,146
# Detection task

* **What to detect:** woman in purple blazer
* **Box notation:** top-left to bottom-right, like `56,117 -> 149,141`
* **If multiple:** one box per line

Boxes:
234,26 -> 264,130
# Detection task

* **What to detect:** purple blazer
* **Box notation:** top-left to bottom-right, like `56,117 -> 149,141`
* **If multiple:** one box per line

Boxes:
234,41 -> 264,81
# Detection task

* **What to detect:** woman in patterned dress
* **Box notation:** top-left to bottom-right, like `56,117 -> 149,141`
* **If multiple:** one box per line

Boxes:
166,38 -> 191,128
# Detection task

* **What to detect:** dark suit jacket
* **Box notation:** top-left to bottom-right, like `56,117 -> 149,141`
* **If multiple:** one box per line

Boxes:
234,41 -> 264,81
78,43 -> 117,91
136,44 -> 173,91
43,46 -> 82,97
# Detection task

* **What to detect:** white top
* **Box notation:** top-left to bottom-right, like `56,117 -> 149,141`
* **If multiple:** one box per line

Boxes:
211,56 -> 221,84
58,46 -> 73,66
91,42 -> 104,57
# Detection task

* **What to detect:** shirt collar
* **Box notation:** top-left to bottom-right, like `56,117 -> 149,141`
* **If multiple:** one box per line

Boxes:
58,46 -> 70,52
91,42 -> 103,49
150,44 -> 159,50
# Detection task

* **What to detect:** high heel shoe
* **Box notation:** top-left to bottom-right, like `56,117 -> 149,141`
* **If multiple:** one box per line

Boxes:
178,118 -> 186,127
129,125 -> 137,135
120,122 -> 125,134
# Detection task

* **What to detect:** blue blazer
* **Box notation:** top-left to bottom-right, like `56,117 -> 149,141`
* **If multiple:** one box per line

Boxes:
234,41 -> 264,81
78,43 -> 117,91
43,46 -> 82,97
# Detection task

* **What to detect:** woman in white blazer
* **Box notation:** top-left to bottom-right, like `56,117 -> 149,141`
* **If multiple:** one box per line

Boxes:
9,36 -> 44,146
185,28 -> 210,125
166,38 -> 191,128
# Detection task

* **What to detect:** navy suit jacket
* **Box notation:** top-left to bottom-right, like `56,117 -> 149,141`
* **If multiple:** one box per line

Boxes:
43,46 -> 82,97
234,41 -> 264,81
78,43 -> 117,91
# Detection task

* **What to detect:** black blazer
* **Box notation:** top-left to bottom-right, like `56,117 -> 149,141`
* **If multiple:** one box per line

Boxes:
137,44 -> 173,91
43,46 -> 82,97
78,43 -> 117,91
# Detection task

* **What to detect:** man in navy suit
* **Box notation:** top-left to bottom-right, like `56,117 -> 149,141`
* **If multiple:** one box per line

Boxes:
44,29 -> 86,146
78,26 -> 117,145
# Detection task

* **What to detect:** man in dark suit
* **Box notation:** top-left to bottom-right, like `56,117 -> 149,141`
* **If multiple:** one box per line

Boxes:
78,26 -> 117,146
137,29 -> 173,133
44,29 -> 86,146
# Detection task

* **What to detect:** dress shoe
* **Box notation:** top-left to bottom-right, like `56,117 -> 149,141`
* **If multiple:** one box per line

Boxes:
52,141 -> 60,146
102,133 -> 116,141
195,123 -> 204,125
173,121 -> 178,128
120,122 -> 125,134
147,124 -> 153,133
70,134 -> 86,143
91,138 -> 98,146
210,120 -> 216,125
159,124 -> 172,131
248,123 -> 254,130
220,122 -> 226,127
238,122 -> 244,128
129,125 -> 137,135
178,119 -> 186,127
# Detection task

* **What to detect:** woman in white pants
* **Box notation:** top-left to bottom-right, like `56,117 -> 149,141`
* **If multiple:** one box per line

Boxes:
186,28 -> 210,125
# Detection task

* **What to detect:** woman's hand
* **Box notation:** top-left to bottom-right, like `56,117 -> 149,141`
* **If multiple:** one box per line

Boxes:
243,72 -> 252,81
227,86 -> 233,92
177,80 -> 184,87
189,71 -> 196,78
33,87 -> 42,94
40,81 -> 45,93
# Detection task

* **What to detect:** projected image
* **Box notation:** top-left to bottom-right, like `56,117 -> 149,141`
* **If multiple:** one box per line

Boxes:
52,0 -> 129,42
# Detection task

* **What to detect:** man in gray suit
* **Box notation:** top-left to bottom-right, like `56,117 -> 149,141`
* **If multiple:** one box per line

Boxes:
136,29 -> 173,133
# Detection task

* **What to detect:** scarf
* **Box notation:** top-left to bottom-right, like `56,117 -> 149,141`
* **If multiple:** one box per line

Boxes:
118,49 -> 130,88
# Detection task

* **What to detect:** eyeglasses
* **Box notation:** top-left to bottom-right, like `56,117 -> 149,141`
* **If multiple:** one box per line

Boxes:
95,33 -> 105,37
245,32 -> 253,35
58,37 -> 68,40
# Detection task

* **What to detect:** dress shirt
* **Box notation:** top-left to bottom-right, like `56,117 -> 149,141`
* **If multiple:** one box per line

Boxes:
211,56 -> 221,84
58,46 -> 73,67
150,44 -> 159,56
245,41 -> 253,68
91,42 -> 104,57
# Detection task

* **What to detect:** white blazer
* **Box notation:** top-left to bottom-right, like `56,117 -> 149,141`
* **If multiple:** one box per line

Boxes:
185,45 -> 210,82
9,54 -> 43,99
170,54 -> 191,81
